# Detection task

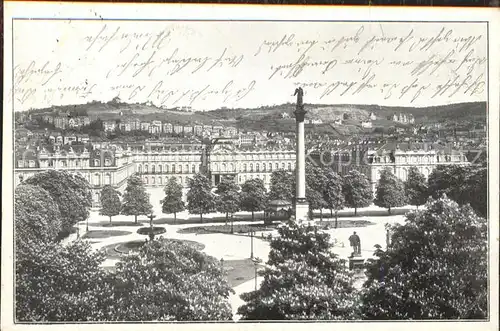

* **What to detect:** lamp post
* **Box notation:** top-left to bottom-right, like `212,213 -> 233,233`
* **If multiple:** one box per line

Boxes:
86,217 -> 89,232
250,230 -> 254,259
251,257 -> 262,291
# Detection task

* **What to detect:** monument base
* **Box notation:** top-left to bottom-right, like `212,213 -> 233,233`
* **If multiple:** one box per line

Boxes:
295,202 -> 309,222
348,255 -> 365,271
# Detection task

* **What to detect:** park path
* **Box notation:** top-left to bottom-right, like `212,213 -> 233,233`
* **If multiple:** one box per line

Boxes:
75,204 -> 416,317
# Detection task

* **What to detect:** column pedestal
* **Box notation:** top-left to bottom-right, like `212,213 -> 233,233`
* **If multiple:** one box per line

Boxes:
295,202 -> 309,222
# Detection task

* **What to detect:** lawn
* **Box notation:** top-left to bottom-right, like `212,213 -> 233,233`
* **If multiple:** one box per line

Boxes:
315,219 -> 375,229
223,259 -> 265,288
177,223 -> 278,235
101,238 -> 206,259
81,230 -> 132,239
87,221 -> 145,227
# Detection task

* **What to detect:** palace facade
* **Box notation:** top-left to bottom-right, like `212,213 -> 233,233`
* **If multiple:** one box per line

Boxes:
15,141 -> 296,207
15,139 -> 470,207
313,141 -> 470,193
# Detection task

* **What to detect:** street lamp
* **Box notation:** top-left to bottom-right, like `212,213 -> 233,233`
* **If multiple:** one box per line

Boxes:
251,257 -> 262,291
250,230 -> 254,259
86,217 -> 89,232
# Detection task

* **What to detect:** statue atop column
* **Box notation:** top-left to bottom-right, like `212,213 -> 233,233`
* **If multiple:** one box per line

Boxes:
294,87 -> 304,107
293,87 -> 306,122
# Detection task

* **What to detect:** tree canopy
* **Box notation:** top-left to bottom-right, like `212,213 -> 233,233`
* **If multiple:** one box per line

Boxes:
238,220 -> 359,320
268,169 -> 295,202
240,178 -> 268,221
161,177 -> 185,222
109,239 -> 234,321
99,185 -> 122,223
404,167 -> 429,208
16,240 -> 112,321
374,168 -> 407,214
361,196 -> 487,319
24,170 -> 92,234
15,184 -> 62,248
186,173 -> 216,222
215,177 -> 241,222
342,170 -> 373,215
323,169 -> 345,225
121,174 -> 153,223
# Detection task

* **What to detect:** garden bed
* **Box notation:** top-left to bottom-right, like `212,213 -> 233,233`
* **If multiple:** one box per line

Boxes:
101,238 -> 206,259
177,223 -> 278,235
87,221 -> 145,227
315,219 -> 375,229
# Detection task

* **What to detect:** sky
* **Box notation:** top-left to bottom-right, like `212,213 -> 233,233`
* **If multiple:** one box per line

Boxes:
10,19 -> 488,111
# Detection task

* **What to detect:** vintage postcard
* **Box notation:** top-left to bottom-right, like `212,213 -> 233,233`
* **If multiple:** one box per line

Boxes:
2,2 -> 499,331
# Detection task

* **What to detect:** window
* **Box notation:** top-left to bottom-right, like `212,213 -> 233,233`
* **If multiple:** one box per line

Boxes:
269,162 -> 272,171
185,164 -> 189,173
105,173 -> 111,185
256,163 -> 260,172
152,177 -> 155,184
166,164 -> 170,173
250,163 -> 254,172
104,158 -> 111,166
263,163 -> 266,171
281,162 -> 285,169
288,162 -> 292,171
152,165 -> 156,173
158,165 -> 162,173
192,164 -> 196,173
275,162 -> 278,170
159,177 -> 162,185
145,164 -> 148,173
94,173 -> 101,186
243,163 -> 247,172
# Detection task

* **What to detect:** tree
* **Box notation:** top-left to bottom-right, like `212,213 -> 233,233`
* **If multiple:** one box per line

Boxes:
215,177 -> 241,228
99,185 -> 122,224
24,170 -> 92,235
237,219 -> 359,320
374,168 -> 407,214
342,170 -> 373,216
110,239 -> 234,321
240,178 -> 267,222
161,177 -> 185,223
16,240 -> 113,321
186,173 -> 215,223
427,165 -> 470,204
122,174 -> 153,224
404,167 -> 429,209
306,164 -> 327,220
268,169 -> 295,202
323,170 -> 345,228
464,167 -> 487,218
428,165 -> 487,218
15,184 -> 62,249
361,196 -> 487,319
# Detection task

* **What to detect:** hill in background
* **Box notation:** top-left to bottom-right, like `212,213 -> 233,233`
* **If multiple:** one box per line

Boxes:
27,100 -> 486,134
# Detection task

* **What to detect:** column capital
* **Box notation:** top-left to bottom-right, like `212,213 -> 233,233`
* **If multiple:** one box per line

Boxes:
294,107 -> 307,123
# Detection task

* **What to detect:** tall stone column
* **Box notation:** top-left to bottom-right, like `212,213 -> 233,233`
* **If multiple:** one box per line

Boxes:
293,87 -> 309,222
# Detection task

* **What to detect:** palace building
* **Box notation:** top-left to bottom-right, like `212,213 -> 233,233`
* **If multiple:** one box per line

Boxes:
15,139 -> 469,207
313,141 -> 470,193
14,140 -> 296,207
